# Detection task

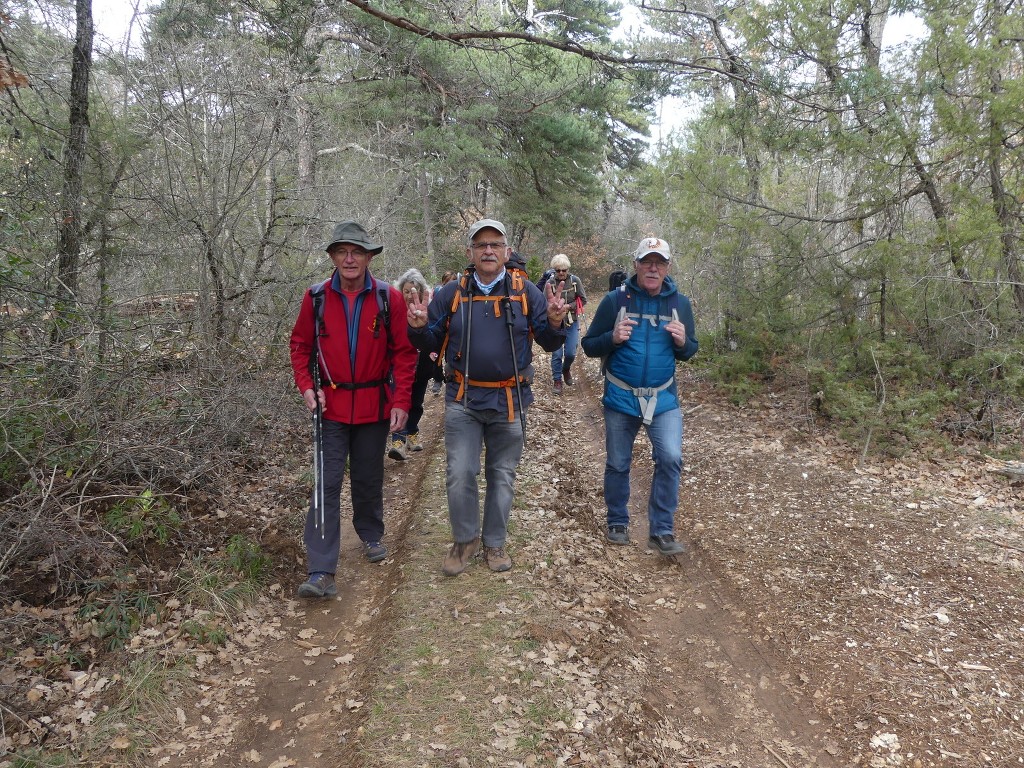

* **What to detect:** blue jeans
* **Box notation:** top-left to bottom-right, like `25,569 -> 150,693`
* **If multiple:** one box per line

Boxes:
444,403 -> 525,547
603,406 -> 682,536
304,418 -> 389,574
551,320 -> 580,381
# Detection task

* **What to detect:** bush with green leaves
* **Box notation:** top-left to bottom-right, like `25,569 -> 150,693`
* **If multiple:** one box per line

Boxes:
181,618 -> 229,646
225,534 -> 272,582
807,341 -> 961,455
77,579 -> 160,651
701,319 -> 786,403
103,489 -> 182,546
944,344 -> 1024,449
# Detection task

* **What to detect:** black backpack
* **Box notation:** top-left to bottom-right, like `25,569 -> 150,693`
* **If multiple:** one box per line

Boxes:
608,269 -> 628,291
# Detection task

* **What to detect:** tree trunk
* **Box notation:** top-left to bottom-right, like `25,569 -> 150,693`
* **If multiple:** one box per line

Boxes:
49,0 -> 93,393
986,46 -> 1024,319
420,167 -> 437,278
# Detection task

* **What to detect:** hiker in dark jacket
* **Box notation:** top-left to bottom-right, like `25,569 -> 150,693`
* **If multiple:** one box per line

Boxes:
581,236 -> 698,557
289,221 -> 417,598
406,218 -> 567,575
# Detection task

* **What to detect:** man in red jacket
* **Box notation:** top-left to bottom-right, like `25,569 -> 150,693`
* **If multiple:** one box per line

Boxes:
289,221 -> 417,598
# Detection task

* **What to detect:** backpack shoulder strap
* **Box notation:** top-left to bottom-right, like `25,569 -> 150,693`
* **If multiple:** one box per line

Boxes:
309,279 -> 329,324
370,278 -> 392,343
439,272 -> 471,363
603,285 -> 632,376
615,283 -> 631,315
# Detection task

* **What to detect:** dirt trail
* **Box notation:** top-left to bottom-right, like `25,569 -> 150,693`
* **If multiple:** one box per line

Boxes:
152,352 -> 1024,768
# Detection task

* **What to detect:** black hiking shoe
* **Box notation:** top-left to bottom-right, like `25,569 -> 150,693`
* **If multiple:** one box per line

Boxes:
297,572 -> 336,598
363,541 -> 388,563
648,534 -> 684,556
606,525 -> 630,545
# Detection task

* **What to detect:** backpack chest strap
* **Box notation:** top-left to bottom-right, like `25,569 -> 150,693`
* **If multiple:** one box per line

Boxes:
604,371 -> 674,426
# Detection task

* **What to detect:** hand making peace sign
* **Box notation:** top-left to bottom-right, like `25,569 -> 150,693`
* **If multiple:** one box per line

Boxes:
545,280 -> 568,327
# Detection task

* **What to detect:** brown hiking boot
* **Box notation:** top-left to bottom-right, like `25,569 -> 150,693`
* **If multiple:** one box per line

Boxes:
442,537 -> 480,576
483,546 -> 512,573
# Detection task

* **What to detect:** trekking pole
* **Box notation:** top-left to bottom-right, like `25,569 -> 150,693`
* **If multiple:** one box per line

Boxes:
463,278 -> 472,404
311,304 -> 326,540
503,295 -> 527,446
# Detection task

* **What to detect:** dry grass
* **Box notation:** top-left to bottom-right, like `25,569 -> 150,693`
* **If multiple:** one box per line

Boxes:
355,449 -> 576,766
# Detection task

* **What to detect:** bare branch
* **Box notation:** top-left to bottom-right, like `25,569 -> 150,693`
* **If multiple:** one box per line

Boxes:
340,0 -> 735,81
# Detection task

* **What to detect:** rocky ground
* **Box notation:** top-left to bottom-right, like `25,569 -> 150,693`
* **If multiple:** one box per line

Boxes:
4,350 -> 1023,768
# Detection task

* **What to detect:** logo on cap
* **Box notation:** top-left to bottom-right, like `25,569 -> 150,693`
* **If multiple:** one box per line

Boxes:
634,237 -> 671,261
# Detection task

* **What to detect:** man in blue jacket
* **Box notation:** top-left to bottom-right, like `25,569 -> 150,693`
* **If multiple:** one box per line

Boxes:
406,219 -> 567,575
581,236 -> 698,556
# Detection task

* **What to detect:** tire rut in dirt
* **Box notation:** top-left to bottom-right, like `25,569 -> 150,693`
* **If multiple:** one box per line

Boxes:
541,356 -> 844,764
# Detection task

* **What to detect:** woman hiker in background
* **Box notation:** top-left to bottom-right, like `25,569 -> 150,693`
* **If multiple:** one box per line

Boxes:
428,270 -> 458,395
537,254 -> 587,395
388,268 -> 435,461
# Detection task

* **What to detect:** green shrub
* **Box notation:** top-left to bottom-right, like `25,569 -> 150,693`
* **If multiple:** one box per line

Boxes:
807,341 -> 961,455
103,489 -> 182,546
225,534 -> 271,582
182,618 -> 229,645
77,582 -> 159,651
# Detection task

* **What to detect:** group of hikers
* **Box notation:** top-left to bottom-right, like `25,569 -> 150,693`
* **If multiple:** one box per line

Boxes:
288,219 -> 698,599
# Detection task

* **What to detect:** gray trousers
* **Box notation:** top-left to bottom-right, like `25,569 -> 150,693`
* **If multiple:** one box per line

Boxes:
304,418 -> 389,574
443,403 -> 525,548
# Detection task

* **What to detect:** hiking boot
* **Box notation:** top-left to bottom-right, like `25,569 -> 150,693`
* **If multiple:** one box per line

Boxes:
563,369 -> 573,386
388,437 -> 408,461
429,380 -> 443,395
442,538 -> 480,576
553,379 -> 563,395
363,541 -> 388,563
408,433 -> 423,452
648,534 -> 685,556
297,572 -> 336,598
483,546 -> 512,573
606,525 -> 630,545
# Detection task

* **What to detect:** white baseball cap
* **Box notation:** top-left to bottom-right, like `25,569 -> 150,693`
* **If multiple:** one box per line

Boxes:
634,237 -> 671,262
466,219 -> 507,246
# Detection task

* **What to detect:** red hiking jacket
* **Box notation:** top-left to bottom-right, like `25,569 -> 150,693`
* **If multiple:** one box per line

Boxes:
290,271 -> 416,424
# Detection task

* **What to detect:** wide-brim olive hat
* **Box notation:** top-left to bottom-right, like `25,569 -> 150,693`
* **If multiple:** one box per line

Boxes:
325,221 -> 384,255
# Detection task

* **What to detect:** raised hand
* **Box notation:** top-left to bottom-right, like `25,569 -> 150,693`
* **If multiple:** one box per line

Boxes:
613,306 -> 638,345
545,280 -> 568,326
407,297 -> 429,328
665,308 -> 687,347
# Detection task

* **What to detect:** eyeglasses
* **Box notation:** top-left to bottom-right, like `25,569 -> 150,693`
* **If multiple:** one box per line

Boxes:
637,259 -> 668,269
330,247 -> 369,259
554,269 -> 569,273
470,241 -> 506,252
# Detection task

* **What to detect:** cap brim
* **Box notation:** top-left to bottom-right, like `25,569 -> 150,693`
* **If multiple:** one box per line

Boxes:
326,240 -> 384,255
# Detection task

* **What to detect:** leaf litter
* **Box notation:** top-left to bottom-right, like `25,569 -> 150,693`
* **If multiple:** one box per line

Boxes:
2,354 -> 1022,767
